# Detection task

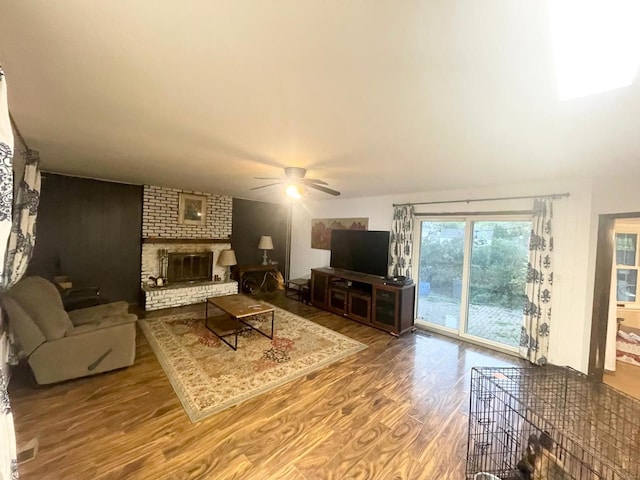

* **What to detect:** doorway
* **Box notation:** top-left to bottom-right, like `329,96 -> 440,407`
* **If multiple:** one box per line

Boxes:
604,218 -> 640,398
589,212 -> 640,399
414,217 -> 531,352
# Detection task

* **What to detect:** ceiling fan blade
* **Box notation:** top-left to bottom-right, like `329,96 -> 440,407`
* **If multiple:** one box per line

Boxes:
306,183 -> 341,196
254,177 -> 282,180
250,183 -> 281,190
300,178 -> 329,185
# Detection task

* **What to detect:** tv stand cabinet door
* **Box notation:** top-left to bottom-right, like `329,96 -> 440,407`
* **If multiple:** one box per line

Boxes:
311,270 -> 329,307
348,291 -> 371,323
372,284 -> 415,334
372,286 -> 399,333
328,287 -> 348,316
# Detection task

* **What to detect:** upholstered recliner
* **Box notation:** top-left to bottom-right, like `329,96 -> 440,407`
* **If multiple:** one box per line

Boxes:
2,276 -> 137,385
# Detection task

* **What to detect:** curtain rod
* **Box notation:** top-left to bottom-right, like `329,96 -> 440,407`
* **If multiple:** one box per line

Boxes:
415,210 -> 533,217
393,192 -> 570,208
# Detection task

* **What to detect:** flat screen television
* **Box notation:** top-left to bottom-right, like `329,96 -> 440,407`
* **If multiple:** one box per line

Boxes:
330,230 -> 390,277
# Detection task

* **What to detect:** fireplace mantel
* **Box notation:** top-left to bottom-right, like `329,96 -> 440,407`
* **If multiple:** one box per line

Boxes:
142,238 -> 231,244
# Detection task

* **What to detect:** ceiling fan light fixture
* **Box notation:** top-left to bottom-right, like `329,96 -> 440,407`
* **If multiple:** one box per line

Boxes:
285,183 -> 304,199
252,166 -> 339,197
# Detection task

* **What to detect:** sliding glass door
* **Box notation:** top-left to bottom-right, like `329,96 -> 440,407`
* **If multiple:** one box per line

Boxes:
416,221 -> 466,330
415,217 -> 531,351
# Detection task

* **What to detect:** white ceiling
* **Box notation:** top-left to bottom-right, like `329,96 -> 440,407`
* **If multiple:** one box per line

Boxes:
1,1 -> 639,201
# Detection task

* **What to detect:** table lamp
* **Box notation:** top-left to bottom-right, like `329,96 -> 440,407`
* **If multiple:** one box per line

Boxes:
218,249 -> 237,282
258,235 -> 274,265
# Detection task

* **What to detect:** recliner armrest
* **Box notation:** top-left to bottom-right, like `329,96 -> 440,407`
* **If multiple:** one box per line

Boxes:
66,313 -> 137,336
69,301 -> 131,326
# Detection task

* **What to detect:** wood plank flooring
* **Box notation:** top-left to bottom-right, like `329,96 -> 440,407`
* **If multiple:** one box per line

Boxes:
9,293 -> 525,479
604,360 -> 640,399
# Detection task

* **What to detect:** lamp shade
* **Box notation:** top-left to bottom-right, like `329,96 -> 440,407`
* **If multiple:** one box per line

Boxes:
258,235 -> 274,250
218,249 -> 237,266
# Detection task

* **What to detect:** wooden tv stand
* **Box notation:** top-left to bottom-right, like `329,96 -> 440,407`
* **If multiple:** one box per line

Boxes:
310,267 -> 415,336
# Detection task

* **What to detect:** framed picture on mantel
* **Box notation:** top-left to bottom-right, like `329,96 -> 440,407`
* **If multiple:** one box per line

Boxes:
178,193 -> 207,226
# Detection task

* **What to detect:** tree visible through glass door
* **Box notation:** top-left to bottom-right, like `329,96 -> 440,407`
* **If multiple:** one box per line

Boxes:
465,221 -> 530,347
416,221 -> 466,330
416,218 -> 531,351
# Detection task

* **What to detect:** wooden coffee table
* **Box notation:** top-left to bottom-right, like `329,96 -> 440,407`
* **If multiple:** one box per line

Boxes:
205,294 -> 275,351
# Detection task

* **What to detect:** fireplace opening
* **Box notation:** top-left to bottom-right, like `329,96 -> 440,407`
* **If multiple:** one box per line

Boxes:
167,252 -> 213,284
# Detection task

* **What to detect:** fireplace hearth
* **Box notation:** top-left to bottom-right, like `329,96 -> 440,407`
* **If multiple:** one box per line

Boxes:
167,252 -> 213,284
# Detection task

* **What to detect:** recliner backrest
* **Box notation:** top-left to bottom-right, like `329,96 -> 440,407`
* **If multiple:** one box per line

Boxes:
8,276 -> 73,340
1,294 -> 46,357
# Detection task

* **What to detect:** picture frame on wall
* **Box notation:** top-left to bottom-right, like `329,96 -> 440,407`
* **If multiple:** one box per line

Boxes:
178,192 -> 207,226
311,217 -> 368,250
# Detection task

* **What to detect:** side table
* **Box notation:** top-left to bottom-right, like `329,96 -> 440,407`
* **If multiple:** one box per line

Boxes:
286,277 -> 310,303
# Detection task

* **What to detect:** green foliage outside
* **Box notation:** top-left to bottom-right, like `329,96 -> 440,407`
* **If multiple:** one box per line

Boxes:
419,222 -> 530,309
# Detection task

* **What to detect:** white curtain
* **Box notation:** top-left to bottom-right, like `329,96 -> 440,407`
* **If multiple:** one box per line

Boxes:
389,205 -> 414,278
519,198 -> 553,365
0,64 -> 19,479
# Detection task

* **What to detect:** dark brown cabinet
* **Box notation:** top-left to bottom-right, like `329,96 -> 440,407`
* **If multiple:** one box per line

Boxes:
311,270 -> 329,305
311,268 -> 415,336
372,284 -> 415,334
328,286 -> 348,315
348,291 -> 371,323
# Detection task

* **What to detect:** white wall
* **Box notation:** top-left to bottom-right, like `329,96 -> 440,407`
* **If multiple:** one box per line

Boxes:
291,178 -> 595,372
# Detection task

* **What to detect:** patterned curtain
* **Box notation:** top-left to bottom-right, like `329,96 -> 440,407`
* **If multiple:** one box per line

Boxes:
3,147 -> 40,287
520,198 -> 554,365
0,65 -> 19,479
389,205 -> 414,278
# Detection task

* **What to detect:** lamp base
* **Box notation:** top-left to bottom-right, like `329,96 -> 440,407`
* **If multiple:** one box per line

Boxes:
262,250 -> 269,265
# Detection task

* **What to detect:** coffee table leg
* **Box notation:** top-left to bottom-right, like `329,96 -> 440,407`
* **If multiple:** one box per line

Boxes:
270,310 -> 274,339
234,315 -> 239,350
239,311 -> 275,341
204,307 -> 240,351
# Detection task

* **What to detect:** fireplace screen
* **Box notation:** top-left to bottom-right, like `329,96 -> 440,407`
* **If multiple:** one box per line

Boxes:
167,252 -> 213,284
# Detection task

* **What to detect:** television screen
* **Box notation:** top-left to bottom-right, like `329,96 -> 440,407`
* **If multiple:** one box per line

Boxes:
330,230 -> 390,277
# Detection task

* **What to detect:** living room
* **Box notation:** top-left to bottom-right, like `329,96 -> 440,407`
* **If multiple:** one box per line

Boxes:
2,2 -> 640,479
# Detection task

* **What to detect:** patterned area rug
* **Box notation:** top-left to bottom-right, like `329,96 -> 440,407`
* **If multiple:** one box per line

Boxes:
139,305 -> 367,422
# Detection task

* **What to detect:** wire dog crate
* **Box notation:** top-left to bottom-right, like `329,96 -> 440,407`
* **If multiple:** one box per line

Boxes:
466,366 -> 640,479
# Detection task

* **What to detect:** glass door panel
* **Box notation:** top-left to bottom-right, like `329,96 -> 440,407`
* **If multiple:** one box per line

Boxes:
464,221 -> 530,348
416,221 -> 466,330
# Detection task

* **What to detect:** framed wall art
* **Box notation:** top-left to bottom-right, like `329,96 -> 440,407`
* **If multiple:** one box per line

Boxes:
311,217 -> 368,250
178,192 -> 207,226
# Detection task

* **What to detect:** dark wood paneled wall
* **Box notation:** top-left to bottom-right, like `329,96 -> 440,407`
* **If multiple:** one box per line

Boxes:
232,198 -> 289,278
29,174 -> 143,304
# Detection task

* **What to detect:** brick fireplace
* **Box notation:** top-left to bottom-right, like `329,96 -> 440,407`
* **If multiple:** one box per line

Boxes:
141,185 -> 238,311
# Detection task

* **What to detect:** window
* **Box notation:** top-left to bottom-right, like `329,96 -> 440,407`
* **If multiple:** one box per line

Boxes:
616,231 -> 639,304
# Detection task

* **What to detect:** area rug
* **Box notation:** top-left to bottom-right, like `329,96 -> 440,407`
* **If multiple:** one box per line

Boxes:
139,305 -> 367,422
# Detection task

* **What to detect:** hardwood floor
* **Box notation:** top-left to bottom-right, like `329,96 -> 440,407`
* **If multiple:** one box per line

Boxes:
9,293 -> 525,479
604,361 -> 640,399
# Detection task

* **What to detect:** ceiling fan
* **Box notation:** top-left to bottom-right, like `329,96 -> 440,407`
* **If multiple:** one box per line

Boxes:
250,167 -> 340,198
